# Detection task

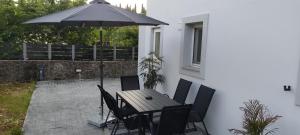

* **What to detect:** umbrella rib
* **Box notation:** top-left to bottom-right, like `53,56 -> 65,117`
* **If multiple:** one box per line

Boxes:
24,4 -> 91,24
62,4 -> 93,22
108,5 -> 135,23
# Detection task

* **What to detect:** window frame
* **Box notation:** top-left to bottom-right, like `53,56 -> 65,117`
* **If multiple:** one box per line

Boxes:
151,27 -> 163,58
180,13 -> 209,79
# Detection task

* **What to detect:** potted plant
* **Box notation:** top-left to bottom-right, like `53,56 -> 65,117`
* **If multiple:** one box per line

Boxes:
139,52 -> 164,89
229,100 -> 282,135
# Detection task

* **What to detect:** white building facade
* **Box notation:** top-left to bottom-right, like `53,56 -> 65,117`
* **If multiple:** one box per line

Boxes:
139,0 -> 300,134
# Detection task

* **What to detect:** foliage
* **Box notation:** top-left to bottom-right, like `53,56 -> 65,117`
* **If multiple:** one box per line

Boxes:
0,0 -> 145,59
0,0 -> 90,59
0,82 -> 36,135
229,100 -> 282,135
111,26 -> 138,47
139,52 -> 164,89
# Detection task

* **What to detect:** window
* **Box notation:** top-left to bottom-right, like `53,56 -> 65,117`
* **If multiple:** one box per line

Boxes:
180,14 -> 209,79
152,28 -> 162,57
192,23 -> 203,65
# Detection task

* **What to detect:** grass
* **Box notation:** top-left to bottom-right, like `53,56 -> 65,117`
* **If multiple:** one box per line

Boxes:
0,82 -> 36,135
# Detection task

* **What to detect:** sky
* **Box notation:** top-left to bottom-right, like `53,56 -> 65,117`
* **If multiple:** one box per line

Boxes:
88,0 -> 147,13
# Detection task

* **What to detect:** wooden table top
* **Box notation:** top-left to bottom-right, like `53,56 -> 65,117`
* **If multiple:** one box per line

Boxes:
116,90 -> 180,114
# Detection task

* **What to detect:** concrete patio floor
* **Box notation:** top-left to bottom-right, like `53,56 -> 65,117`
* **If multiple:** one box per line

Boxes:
23,79 -> 203,135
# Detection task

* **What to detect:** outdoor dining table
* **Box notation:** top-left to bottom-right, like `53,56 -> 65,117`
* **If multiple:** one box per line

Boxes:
116,89 -> 180,135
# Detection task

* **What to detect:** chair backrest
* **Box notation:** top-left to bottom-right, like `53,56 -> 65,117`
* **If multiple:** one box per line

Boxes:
97,85 -> 105,94
120,75 -> 140,91
156,105 -> 192,135
97,85 -> 123,120
173,78 -> 192,104
192,85 -> 215,121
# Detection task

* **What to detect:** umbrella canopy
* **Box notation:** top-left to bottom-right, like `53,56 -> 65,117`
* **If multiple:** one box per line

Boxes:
24,0 -> 168,26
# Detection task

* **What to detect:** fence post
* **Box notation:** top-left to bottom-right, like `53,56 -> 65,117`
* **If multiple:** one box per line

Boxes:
48,44 -> 52,60
23,43 -> 27,61
72,45 -> 75,61
113,45 -> 117,61
93,45 -> 97,61
132,47 -> 135,61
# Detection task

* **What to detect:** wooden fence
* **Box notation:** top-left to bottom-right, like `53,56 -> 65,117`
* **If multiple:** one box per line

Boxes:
23,44 -> 138,61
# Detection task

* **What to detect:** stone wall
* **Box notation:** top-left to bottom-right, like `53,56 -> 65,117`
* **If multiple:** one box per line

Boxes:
0,60 -> 137,82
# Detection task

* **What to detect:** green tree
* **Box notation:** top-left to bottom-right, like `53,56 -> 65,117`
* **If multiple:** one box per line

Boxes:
0,0 -> 139,59
132,4 -> 137,13
141,4 -> 146,15
111,26 -> 138,47
0,0 -> 90,59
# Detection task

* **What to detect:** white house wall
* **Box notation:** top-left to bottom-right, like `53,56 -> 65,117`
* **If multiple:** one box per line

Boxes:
139,0 -> 300,134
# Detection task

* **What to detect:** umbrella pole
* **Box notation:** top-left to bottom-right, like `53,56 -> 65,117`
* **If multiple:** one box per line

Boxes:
100,28 -> 104,115
88,27 -> 116,128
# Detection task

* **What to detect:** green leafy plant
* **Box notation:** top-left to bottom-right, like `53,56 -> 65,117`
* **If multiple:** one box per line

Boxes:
0,0 -> 142,59
139,52 -> 164,89
229,100 -> 282,135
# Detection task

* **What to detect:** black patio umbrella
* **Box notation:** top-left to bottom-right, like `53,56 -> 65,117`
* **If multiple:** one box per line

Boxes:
24,0 -> 167,26
24,0 -> 167,128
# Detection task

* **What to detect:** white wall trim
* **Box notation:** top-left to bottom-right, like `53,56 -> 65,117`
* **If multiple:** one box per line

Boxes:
296,58 -> 300,106
179,13 -> 209,79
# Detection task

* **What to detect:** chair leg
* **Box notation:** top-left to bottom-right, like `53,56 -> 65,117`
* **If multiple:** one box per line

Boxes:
105,110 -> 111,123
113,120 -> 120,135
192,122 -> 197,131
110,120 -> 117,135
202,121 -> 209,135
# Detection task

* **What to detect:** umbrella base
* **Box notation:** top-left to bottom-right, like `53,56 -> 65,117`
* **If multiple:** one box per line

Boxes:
87,115 -> 115,128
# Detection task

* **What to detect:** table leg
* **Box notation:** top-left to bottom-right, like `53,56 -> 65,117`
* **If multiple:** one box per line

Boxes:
148,112 -> 153,134
138,114 -> 146,135
149,113 -> 153,123
120,99 -> 123,108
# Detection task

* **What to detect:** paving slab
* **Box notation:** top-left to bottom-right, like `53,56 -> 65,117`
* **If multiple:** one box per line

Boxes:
23,79 -> 203,135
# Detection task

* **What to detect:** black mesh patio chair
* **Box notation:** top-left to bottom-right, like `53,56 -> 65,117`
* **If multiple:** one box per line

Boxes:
120,75 -> 140,91
120,75 -> 140,108
151,105 -> 192,135
173,78 -> 192,104
152,78 -> 192,119
100,86 -> 149,135
189,85 -> 215,135
97,85 -> 136,120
